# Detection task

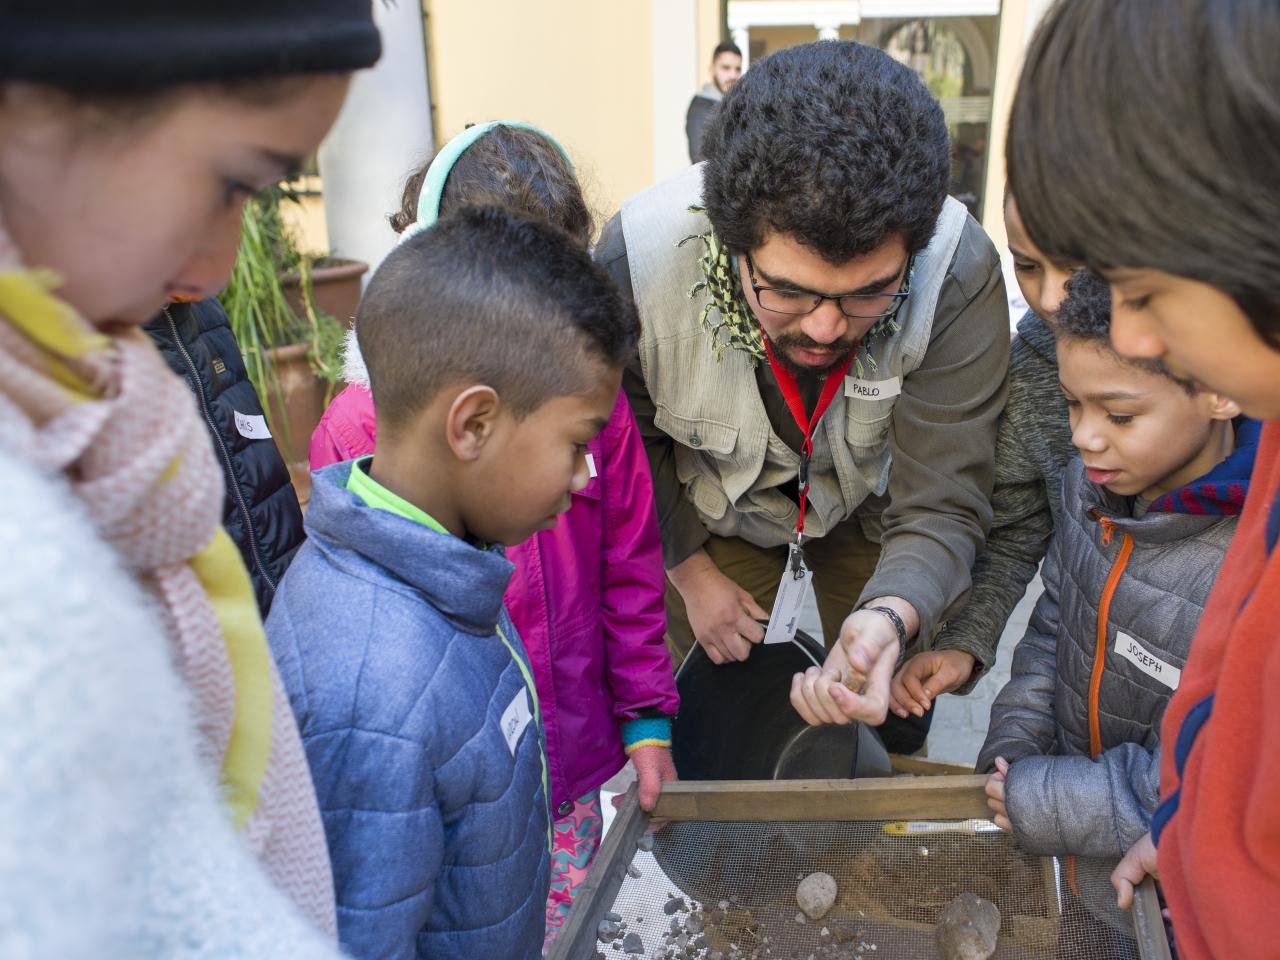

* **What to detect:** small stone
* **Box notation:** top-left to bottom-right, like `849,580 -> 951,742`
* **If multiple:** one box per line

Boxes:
622,932 -> 645,955
686,912 -> 705,935
820,927 -> 830,939
935,892 -> 1000,960
842,667 -> 868,694
627,863 -> 643,879
636,833 -> 655,852
664,897 -> 687,915
719,900 -> 730,911
795,913 -> 807,924
599,919 -> 624,942
796,872 -> 838,920
605,912 -> 624,923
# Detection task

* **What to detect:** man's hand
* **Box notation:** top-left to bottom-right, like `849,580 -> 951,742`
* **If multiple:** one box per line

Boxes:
984,756 -> 1012,832
668,550 -> 767,664
630,745 -> 678,813
1112,832 -> 1159,910
790,628 -> 898,726
841,597 -> 920,676
891,650 -> 976,719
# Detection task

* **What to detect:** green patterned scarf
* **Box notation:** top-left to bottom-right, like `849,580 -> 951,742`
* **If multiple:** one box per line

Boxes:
679,209 -> 905,378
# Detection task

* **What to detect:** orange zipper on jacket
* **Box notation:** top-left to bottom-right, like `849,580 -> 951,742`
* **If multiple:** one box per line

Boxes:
1090,515 -> 1134,758
1065,514 -> 1135,899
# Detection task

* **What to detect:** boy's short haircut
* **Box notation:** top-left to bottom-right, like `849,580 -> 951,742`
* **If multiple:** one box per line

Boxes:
712,40 -> 742,61
701,40 -> 950,263
1007,0 -> 1280,340
357,205 -> 638,432
1055,270 -> 1195,394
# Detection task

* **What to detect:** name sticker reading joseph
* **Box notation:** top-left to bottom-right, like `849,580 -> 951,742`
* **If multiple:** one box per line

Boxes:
500,688 -> 533,756
1115,631 -> 1181,690
844,375 -> 902,401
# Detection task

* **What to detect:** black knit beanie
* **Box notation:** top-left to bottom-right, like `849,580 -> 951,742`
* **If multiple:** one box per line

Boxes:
0,0 -> 382,91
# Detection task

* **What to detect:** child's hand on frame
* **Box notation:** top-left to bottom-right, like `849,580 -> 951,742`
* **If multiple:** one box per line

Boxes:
889,650 -> 976,718
984,756 -> 1012,832
1112,832 -> 1159,909
630,744 -> 677,812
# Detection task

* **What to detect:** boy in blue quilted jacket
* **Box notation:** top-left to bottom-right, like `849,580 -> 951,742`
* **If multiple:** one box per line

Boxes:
266,206 -> 639,960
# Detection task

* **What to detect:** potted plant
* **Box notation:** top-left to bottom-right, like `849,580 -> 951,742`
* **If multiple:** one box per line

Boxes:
220,185 -> 346,478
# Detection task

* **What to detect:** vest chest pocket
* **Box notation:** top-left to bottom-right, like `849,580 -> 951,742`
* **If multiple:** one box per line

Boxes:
653,405 -> 740,459
844,396 -> 896,449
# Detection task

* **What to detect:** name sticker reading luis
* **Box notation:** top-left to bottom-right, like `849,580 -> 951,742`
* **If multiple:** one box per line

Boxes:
500,688 -> 534,756
234,411 -> 272,440
1115,631 -> 1181,690
844,375 -> 902,401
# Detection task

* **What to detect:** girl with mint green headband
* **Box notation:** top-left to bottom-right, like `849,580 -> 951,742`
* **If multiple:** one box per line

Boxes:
311,121 -> 679,949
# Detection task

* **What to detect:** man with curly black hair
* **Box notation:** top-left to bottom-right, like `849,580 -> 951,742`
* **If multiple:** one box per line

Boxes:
596,40 -> 1009,747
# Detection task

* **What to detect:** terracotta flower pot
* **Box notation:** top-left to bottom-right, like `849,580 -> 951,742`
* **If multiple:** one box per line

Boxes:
263,342 -> 327,497
280,257 -> 368,329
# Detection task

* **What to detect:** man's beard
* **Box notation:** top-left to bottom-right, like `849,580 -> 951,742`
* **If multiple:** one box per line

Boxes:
765,330 -> 860,379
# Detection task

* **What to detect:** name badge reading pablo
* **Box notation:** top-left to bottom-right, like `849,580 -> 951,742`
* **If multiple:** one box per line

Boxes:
1115,631 -> 1182,690
764,544 -> 813,645
500,688 -> 534,755
844,375 -> 902,401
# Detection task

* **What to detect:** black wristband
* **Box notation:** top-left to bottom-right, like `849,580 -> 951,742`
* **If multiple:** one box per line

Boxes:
864,604 -> 907,648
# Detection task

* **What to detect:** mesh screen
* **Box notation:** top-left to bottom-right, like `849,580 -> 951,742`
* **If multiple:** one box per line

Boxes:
594,819 -> 1143,960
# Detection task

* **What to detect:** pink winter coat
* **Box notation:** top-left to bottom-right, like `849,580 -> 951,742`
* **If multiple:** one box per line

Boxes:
309,347 -> 678,813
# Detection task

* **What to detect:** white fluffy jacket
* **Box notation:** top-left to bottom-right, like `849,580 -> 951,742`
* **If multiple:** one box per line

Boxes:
0,446 -> 342,959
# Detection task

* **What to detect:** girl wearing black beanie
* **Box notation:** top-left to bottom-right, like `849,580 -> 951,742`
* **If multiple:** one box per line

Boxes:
0,3 -> 378,956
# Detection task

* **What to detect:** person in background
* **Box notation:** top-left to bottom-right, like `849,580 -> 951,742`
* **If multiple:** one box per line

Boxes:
310,122 -> 679,947
0,1 -> 378,954
686,40 -> 742,164
978,270 -> 1254,949
1006,1 -> 1280,955
889,192 -> 1079,719
146,296 -> 305,616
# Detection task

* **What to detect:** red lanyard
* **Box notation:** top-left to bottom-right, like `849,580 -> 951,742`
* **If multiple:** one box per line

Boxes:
760,333 -> 858,538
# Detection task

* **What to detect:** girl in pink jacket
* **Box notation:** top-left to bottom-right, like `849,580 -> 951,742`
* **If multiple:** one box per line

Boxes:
309,122 -> 679,946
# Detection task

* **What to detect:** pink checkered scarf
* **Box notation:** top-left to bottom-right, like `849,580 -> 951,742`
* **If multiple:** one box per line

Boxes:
0,227 -> 337,936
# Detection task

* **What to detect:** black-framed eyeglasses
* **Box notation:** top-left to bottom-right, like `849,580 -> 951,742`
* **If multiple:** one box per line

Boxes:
742,253 -> 914,320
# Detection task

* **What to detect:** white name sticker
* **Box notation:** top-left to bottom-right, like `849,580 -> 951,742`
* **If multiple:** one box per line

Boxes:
585,453 -> 598,479
500,688 -> 534,756
764,544 -> 813,645
1115,631 -> 1181,690
234,412 -> 272,440
844,375 -> 902,401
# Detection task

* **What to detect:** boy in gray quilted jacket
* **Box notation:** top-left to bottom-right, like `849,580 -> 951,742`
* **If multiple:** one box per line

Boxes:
977,270 -> 1259,933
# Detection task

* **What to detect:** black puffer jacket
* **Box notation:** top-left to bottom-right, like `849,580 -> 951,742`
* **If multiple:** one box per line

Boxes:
145,298 -> 304,615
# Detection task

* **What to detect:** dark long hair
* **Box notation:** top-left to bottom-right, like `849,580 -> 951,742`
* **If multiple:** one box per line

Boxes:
1006,0 -> 1280,338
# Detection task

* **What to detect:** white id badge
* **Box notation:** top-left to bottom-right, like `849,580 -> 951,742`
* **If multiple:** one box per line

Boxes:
500,688 -> 533,756
763,543 -> 812,645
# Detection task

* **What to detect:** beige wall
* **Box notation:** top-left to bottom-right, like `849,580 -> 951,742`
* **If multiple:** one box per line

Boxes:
425,0 -> 656,226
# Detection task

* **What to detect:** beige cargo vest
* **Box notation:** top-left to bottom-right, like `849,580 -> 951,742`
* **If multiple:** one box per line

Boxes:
622,163 -> 969,548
